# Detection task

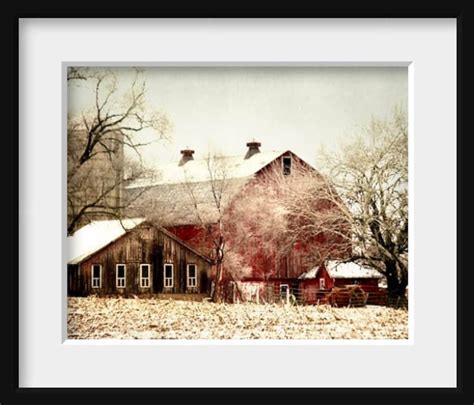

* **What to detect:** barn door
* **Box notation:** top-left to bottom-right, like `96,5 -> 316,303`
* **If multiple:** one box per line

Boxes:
153,246 -> 163,293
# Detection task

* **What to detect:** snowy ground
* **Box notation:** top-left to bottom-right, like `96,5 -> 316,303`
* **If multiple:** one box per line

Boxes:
67,296 -> 408,340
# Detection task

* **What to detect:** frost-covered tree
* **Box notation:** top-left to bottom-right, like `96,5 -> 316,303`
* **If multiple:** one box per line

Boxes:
229,108 -> 408,298
228,159 -> 352,276
320,108 -> 408,297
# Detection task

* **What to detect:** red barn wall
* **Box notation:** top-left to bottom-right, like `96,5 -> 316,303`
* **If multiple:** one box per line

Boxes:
166,152 -> 352,282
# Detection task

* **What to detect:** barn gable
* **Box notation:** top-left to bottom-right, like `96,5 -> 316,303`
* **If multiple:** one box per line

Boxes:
125,148 -> 310,227
298,263 -> 334,290
67,219 -> 213,296
298,261 -> 383,291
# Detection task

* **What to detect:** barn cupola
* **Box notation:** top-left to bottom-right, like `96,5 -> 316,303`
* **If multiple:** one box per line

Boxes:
245,141 -> 261,159
179,148 -> 195,166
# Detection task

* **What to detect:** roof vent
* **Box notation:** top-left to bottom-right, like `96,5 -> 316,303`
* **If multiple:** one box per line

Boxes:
245,141 -> 261,159
179,148 -> 194,166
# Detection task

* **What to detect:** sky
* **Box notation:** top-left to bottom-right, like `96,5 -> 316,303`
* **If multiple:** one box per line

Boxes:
68,66 -> 408,169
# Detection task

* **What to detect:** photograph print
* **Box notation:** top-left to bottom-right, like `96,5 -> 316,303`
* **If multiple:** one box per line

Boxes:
66,66 -> 408,340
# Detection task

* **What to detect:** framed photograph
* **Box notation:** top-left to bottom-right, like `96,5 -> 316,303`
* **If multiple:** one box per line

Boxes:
5,10 -> 467,404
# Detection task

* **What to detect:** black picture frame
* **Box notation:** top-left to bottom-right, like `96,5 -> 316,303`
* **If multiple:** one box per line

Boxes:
3,5 -> 469,405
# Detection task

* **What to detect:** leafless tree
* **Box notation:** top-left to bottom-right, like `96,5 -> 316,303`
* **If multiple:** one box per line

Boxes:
67,154 -> 156,235
320,107 -> 408,296
67,67 -> 171,234
181,155 -> 234,302
228,160 -> 352,277
125,153 -> 235,301
67,67 -> 91,82
178,154 -> 349,301
228,109 -> 407,299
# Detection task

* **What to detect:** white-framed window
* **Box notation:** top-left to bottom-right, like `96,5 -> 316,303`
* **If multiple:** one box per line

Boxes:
282,156 -> 292,175
319,278 -> 326,289
279,284 -> 289,301
187,264 -> 197,288
140,264 -> 151,288
164,263 -> 174,288
116,264 -> 126,288
91,264 -> 102,288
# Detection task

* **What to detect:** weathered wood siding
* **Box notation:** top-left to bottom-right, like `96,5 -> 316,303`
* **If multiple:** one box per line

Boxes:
67,264 -> 84,296
68,225 -> 212,296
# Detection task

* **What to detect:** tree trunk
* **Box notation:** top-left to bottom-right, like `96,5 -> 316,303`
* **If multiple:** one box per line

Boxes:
385,259 -> 408,306
212,261 -> 223,303
211,238 -> 225,303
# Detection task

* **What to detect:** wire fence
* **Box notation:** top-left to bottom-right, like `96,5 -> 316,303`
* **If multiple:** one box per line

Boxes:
224,282 -> 408,309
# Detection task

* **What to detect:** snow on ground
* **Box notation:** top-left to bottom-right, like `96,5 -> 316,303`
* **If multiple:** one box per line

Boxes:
67,296 -> 408,340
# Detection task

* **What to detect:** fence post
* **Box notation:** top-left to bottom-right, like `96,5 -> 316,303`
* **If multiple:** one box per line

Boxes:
210,281 -> 215,299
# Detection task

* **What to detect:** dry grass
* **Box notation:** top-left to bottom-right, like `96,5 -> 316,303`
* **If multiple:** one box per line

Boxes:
67,296 -> 408,340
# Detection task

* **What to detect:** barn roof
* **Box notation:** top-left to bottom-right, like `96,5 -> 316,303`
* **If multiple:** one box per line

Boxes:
127,150 -> 287,188
67,218 -> 145,265
128,177 -> 250,226
67,218 -> 213,265
126,149 -> 305,226
299,261 -> 383,279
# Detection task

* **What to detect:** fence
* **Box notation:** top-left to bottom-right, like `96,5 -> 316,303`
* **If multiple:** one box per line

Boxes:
226,282 -> 408,309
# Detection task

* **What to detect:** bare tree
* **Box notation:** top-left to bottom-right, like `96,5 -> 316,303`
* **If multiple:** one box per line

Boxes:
131,154 -> 251,301
67,67 -> 91,82
238,109 -> 408,298
182,155 -> 233,302
67,67 -> 171,234
320,107 -> 408,297
181,155 -> 350,300
67,155 -> 156,235
228,159 -> 352,277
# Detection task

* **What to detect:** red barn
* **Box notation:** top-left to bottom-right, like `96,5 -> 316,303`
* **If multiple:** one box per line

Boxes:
125,141 -> 352,294
298,260 -> 384,304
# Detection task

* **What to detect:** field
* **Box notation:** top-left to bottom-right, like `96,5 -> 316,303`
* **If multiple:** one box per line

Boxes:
67,296 -> 408,340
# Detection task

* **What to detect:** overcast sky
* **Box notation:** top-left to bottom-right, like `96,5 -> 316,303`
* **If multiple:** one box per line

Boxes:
68,66 -> 408,168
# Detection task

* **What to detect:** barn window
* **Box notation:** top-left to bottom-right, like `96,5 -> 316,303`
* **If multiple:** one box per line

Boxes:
187,264 -> 197,288
319,278 -> 326,289
91,264 -> 102,288
280,284 -> 289,302
140,264 -> 150,288
116,264 -> 126,288
282,156 -> 292,175
164,263 -> 174,288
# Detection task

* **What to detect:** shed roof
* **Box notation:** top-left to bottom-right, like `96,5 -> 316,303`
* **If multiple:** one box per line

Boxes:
67,218 -> 213,265
67,218 -> 145,265
299,261 -> 383,279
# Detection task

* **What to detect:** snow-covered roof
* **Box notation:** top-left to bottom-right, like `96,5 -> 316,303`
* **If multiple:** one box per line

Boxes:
125,150 -> 303,226
127,150 -> 287,188
326,261 -> 383,279
67,218 -> 145,265
298,267 -> 319,279
128,177 -> 249,226
299,261 -> 383,279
